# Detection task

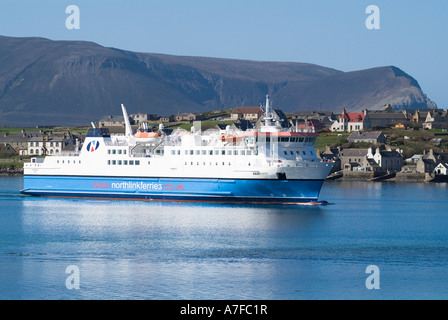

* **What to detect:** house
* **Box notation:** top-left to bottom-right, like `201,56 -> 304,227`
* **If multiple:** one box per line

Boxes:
99,115 -> 135,128
0,143 -> 17,156
367,147 -> 403,172
291,110 -> 336,122
27,132 -> 80,156
174,113 -> 204,122
159,115 -> 175,123
296,122 -> 316,133
405,154 -> 422,164
347,131 -> 387,144
130,113 -> 158,124
434,162 -> 448,175
0,130 -> 30,155
422,110 -> 448,129
295,120 -> 325,133
416,149 -> 448,173
409,110 -> 431,124
338,149 -> 373,171
338,147 -> 403,172
330,108 -> 370,132
130,113 -> 149,124
367,112 -> 408,128
231,106 -> 263,120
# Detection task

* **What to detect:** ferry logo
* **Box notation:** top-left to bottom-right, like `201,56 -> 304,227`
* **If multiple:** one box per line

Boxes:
86,140 -> 100,152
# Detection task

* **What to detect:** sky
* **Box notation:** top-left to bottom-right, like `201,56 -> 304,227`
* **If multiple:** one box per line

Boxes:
1,0 -> 447,107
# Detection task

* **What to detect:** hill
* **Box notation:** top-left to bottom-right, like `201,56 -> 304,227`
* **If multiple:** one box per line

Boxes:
0,35 -> 436,126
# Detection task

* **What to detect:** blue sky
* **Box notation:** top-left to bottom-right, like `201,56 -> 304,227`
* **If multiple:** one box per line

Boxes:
1,0 -> 447,107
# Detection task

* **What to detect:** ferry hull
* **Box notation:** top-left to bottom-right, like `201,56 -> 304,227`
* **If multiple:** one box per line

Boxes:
20,175 -> 327,204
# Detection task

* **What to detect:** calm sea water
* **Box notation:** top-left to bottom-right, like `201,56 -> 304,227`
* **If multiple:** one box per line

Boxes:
0,175 -> 447,300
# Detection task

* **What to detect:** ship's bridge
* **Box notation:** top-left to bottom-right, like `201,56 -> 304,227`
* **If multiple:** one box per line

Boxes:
86,128 -> 111,138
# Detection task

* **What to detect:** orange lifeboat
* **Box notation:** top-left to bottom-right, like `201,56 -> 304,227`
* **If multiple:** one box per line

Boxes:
221,134 -> 242,143
135,130 -> 159,138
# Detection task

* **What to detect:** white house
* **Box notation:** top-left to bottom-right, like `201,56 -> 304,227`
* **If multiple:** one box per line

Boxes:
434,162 -> 448,175
331,108 -> 370,132
28,133 -> 79,156
367,147 -> 403,172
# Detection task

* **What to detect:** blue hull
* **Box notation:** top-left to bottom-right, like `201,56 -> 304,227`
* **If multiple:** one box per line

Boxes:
21,175 -> 326,203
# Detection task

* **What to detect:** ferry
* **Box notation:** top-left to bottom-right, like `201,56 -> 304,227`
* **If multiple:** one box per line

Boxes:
21,96 -> 334,204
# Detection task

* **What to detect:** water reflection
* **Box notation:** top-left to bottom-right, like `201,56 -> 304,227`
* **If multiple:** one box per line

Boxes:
17,196 -> 330,299
3,177 -> 448,299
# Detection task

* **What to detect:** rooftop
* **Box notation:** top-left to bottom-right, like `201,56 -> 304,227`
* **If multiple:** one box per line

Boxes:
348,131 -> 383,140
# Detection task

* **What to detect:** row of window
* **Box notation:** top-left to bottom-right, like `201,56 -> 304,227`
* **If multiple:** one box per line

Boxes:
30,149 -> 61,154
171,149 -> 258,156
378,159 -> 401,165
168,149 -> 313,157
29,142 -> 60,147
107,149 -> 127,155
270,137 -> 315,143
107,160 -> 140,166
284,150 -> 313,156
184,161 -> 251,167
56,159 -> 81,164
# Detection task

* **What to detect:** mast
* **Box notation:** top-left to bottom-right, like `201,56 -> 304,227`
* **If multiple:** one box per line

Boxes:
264,95 -> 273,126
121,104 -> 132,137
260,94 -> 280,132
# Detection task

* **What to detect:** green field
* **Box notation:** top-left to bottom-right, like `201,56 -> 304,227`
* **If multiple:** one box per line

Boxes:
314,132 -> 350,152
